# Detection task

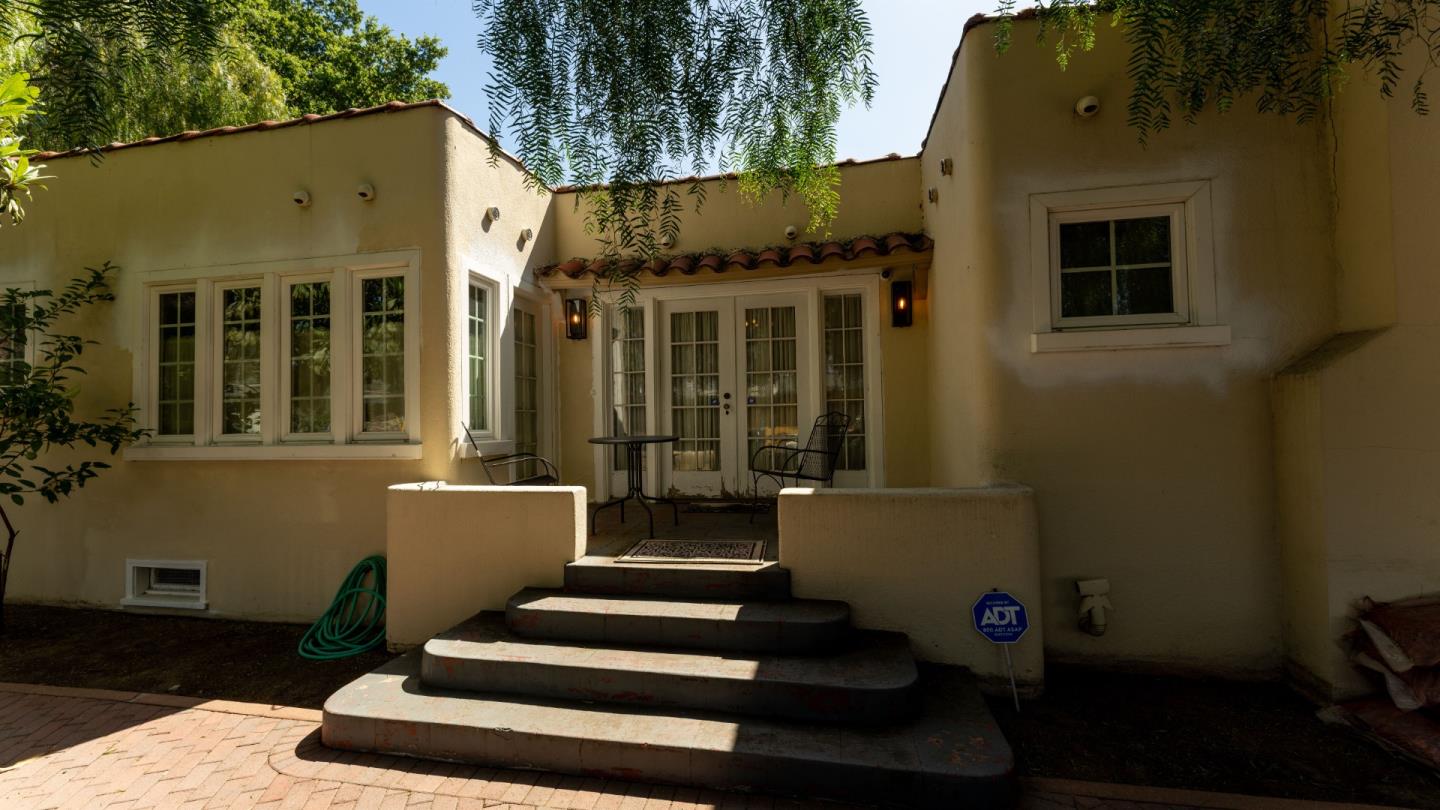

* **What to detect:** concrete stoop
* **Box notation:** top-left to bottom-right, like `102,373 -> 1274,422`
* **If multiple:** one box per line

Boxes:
322,553 -> 1016,808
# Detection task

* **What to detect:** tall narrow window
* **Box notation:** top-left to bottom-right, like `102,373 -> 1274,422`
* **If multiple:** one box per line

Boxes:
289,281 -> 331,435
610,308 -> 645,470
744,306 -> 799,465
360,276 -> 405,434
219,286 -> 263,436
823,293 -> 866,470
468,285 -> 488,431
0,299 -> 25,386
669,311 -> 720,472
513,307 -> 539,477
157,291 -> 197,436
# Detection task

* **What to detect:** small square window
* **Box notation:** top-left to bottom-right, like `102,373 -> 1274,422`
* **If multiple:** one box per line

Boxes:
1050,204 -> 1187,329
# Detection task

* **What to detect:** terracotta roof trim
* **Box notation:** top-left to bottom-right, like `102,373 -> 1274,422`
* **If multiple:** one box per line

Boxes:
32,99 -> 531,175
540,231 -> 933,280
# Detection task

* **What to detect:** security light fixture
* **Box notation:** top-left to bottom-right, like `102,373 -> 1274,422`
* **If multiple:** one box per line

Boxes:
891,280 -> 913,328
565,298 -> 588,340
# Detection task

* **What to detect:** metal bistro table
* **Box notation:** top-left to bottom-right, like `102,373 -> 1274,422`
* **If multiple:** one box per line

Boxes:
588,434 -> 680,539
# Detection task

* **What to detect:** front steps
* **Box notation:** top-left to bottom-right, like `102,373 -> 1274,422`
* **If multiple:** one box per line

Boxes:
323,552 -> 1015,808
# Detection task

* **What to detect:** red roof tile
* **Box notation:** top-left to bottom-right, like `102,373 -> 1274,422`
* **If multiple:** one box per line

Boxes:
539,232 -> 933,281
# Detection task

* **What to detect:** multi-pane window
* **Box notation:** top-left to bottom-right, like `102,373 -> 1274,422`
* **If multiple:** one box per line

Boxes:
468,285 -> 489,431
823,294 -> 866,470
156,291 -> 197,436
669,311 -> 720,472
0,299 -> 26,385
146,266 -> 415,448
219,286 -> 262,436
288,281 -> 331,435
744,306 -> 798,466
1053,206 -> 1183,327
610,308 -> 645,471
359,276 -> 406,434
513,307 -> 539,478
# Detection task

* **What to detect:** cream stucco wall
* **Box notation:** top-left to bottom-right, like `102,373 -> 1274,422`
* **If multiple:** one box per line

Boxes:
1275,41 -> 1440,697
779,486 -> 1043,688
385,483 -> 585,647
923,19 -> 1336,674
0,106 -> 551,622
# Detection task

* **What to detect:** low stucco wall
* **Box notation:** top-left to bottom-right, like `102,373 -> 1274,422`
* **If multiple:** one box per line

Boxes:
385,482 -> 586,647
777,486 -> 1044,689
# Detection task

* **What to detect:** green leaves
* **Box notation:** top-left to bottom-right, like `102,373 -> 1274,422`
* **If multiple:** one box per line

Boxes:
475,0 -> 876,300
0,71 -> 48,225
0,262 -> 148,512
995,1 -> 1440,144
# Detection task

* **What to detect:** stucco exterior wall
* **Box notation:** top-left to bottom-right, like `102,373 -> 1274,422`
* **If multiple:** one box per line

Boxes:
923,20 -> 1336,673
0,106 -> 549,622
1275,46 -> 1440,697
385,483 -> 586,647
778,486 -> 1043,688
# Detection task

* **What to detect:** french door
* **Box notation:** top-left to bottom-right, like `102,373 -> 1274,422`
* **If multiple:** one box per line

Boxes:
656,293 -> 812,497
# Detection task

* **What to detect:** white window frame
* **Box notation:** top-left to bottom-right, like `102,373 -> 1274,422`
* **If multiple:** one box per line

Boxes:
1030,180 -> 1230,353
351,266 -> 420,444
463,273 -> 500,439
509,288 -> 551,468
279,272 -> 342,444
210,278 -> 270,445
130,250 -> 422,460
0,280 -> 36,378
121,559 -> 208,611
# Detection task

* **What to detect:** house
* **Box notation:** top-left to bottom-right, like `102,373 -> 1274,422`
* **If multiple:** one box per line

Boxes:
2,11 -> 1436,714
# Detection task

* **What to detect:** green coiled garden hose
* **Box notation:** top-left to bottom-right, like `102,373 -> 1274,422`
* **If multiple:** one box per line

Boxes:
298,555 -> 387,661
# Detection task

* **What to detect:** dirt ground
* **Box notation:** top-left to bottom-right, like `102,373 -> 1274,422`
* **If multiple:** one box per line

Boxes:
2,605 -> 1438,806
988,664 -> 1440,808
0,604 -> 391,708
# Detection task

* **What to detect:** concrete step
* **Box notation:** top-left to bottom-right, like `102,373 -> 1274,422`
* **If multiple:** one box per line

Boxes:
565,554 -> 792,600
324,652 -> 1015,809
422,612 -> 918,725
506,588 -> 850,654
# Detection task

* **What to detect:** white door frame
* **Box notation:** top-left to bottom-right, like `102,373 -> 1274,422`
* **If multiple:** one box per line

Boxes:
588,273 -> 887,501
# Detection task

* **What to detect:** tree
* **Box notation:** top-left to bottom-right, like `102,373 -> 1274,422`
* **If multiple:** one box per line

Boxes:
238,0 -> 449,119
474,0 -> 875,304
994,1 -> 1440,144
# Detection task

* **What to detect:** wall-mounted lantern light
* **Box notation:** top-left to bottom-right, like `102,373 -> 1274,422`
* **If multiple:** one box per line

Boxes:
565,298 -> 589,340
891,280 -> 913,328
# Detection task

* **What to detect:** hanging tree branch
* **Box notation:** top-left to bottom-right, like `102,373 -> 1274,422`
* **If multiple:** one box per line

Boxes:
473,0 -> 875,304
994,1 -> 1440,144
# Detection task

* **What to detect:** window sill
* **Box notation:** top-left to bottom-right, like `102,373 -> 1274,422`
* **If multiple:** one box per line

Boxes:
124,443 -> 423,461
120,596 -> 208,610
1031,324 -> 1231,353
460,438 -> 516,459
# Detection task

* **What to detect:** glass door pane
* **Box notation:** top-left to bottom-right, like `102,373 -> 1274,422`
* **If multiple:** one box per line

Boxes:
744,306 -> 799,469
669,310 -> 721,472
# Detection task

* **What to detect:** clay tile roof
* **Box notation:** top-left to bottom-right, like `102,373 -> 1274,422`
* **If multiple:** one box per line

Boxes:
539,231 -> 932,282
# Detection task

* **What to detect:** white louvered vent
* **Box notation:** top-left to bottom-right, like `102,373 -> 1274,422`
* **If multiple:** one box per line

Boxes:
122,560 -> 208,610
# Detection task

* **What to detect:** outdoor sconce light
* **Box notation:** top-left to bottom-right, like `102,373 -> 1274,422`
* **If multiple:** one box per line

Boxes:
891,280 -> 913,328
565,298 -> 589,340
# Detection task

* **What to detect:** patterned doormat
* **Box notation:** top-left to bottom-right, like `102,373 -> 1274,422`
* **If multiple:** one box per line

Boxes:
617,539 -> 766,565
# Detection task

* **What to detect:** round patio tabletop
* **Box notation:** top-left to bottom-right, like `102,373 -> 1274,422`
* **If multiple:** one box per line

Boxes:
587,435 -> 679,445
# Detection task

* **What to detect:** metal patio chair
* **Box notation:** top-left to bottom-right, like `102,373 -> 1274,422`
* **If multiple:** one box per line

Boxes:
463,422 -> 559,485
748,411 -> 852,521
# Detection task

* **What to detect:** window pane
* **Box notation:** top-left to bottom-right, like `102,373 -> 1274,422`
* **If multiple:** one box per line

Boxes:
290,282 -> 331,434
610,308 -> 646,470
468,285 -> 488,430
0,301 -> 25,385
822,293 -> 866,471
670,310 -> 721,472
360,276 -> 405,433
1115,216 -> 1171,265
1060,270 -> 1114,318
157,291 -> 197,436
514,308 -> 540,479
745,306 -> 800,470
1117,266 -> 1174,315
220,286 -> 262,435
1059,221 -> 1111,268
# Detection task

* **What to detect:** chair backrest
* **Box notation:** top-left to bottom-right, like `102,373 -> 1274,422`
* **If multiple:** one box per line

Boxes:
796,411 -> 851,482
461,423 -> 500,485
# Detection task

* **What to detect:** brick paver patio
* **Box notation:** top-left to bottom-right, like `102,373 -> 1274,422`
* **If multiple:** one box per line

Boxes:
0,682 -> 1392,810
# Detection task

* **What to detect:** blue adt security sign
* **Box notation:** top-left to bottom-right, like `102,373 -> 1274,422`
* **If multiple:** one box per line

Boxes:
972,591 -> 1029,644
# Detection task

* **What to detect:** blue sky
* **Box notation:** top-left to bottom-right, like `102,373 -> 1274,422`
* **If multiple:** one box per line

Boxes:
357,1 -> 995,162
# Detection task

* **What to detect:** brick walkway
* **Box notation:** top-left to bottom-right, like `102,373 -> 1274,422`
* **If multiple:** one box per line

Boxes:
0,683 -> 1388,810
